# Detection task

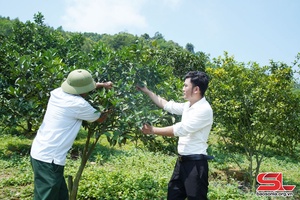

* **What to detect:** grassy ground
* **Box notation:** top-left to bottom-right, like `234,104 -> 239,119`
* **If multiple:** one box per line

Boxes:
0,130 -> 299,199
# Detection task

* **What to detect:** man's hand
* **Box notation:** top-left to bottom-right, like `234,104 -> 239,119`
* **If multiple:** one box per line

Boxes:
96,109 -> 113,123
103,81 -> 113,89
136,84 -> 149,93
96,82 -> 113,89
141,123 -> 154,135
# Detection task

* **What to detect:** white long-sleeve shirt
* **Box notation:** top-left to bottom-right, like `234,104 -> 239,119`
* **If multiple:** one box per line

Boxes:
30,88 -> 100,165
163,97 -> 213,155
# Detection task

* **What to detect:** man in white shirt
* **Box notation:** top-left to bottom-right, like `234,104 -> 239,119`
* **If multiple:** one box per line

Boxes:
137,71 -> 213,200
30,69 -> 113,200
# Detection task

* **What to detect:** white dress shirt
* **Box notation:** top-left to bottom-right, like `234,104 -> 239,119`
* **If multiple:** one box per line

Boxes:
30,88 -> 100,165
163,97 -> 213,155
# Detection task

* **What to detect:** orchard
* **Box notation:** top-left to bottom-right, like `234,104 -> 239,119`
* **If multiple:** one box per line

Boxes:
0,13 -> 299,199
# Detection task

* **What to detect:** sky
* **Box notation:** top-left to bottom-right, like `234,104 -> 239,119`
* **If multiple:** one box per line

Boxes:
1,0 -> 300,76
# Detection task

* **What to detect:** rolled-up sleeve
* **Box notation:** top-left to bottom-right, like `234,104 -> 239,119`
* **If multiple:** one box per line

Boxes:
163,100 -> 185,115
173,105 -> 213,137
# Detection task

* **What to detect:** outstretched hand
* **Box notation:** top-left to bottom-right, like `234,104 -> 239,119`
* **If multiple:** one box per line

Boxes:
96,82 -> 113,89
141,123 -> 154,135
103,81 -> 113,89
136,84 -> 148,93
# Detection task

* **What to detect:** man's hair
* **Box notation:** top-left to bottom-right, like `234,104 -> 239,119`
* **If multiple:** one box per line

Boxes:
184,71 -> 209,97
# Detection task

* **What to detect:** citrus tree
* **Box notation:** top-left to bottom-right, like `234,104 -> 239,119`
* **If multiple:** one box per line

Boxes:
67,41 -> 184,199
206,53 -> 300,191
0,14 -> 68,134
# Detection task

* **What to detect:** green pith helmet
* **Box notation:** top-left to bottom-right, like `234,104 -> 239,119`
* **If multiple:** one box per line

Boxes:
61,69 -> 96,94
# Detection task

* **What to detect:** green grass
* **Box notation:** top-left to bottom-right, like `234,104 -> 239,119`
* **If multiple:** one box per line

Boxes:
0,131 -> 299,200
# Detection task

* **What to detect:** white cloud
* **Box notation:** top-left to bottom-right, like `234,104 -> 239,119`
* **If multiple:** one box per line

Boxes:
62,0 -> 148,34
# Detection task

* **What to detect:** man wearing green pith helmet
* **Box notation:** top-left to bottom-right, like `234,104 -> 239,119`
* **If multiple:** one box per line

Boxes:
30,69 -> 113,200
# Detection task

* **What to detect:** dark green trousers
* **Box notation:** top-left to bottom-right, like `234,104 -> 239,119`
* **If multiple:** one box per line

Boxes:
30,156 -> 69,200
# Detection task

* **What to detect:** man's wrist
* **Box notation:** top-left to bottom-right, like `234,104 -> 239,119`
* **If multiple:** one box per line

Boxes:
151,126 -> 155,135
96,82 -> 107,89
95,82 -> 101,89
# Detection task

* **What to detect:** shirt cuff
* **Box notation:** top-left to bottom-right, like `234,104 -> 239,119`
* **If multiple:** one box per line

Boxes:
172,122 -> 181,137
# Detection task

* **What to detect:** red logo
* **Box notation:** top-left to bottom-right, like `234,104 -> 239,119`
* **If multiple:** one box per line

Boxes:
257,172 -> 296,192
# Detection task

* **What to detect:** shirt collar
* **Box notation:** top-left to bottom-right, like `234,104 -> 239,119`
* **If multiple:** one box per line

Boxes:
188,97 -> 206,108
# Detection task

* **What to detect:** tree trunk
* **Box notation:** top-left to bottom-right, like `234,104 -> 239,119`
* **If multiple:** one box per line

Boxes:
68,129 -> 100,200
69,157 -> 88,200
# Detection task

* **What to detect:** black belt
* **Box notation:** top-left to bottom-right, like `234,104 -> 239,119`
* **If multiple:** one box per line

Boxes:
178,154 -> 214,162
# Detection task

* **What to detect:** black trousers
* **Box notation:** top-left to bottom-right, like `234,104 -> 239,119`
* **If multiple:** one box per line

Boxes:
167,159 -> 209,200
